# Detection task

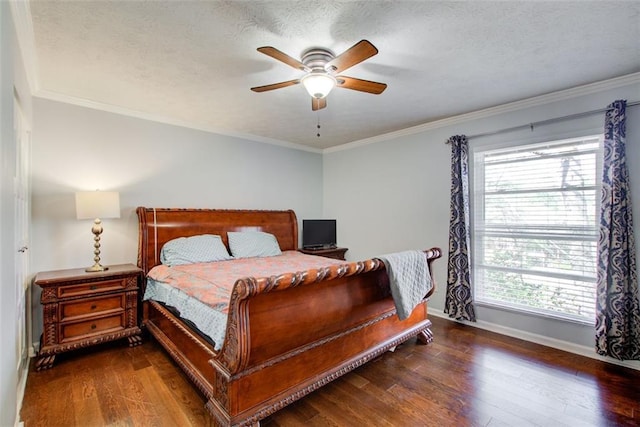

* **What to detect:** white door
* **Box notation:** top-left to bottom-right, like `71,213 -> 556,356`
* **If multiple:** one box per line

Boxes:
14,97 -> 30,375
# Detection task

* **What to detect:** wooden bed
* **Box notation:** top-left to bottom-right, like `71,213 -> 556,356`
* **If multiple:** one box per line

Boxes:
136,207 -> 442,426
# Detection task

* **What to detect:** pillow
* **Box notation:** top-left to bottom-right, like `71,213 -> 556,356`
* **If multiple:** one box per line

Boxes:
227,231 -> 282,258
160,234 -> 233,266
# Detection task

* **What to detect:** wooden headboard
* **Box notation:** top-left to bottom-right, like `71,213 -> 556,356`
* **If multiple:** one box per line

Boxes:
136,207 -> 298,274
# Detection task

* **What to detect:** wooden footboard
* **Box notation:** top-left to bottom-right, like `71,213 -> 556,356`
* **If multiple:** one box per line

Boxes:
137,207 -> 441,426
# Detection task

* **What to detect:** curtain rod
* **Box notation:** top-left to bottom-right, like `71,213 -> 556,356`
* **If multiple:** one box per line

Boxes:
444,100 -> 640,143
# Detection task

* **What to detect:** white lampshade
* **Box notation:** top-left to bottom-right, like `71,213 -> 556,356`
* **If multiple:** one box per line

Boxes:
301,73 -> 336,99
75,191 -> 120,220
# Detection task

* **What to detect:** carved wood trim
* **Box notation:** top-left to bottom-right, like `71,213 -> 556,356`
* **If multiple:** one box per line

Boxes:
125,291 -> 138,327
213,365 -> 230,411
38,327 -> 141,356
417,328 -> 434,345
204,398 -> 231,427
127,334 -> 143,347
35,354 -> 56,371
126,275 -> 139,289
40,287 -> 57,303
41,304 -> 58,346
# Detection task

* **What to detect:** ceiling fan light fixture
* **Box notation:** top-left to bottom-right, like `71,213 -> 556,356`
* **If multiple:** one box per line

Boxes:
301,72 -> 336,99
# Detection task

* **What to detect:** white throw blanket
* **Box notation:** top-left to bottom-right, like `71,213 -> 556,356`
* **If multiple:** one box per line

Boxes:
378,250 -> 432,320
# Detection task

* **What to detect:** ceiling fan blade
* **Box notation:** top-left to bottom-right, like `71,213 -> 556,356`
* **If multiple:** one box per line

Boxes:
251,79 -> 300,93
312,97 -> 327,111
325,40 -> 378,74
257,46 -> 309,71
336,76 -> 387,94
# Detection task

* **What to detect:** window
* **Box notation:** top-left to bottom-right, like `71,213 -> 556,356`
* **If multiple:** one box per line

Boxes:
472,135 -> 601,324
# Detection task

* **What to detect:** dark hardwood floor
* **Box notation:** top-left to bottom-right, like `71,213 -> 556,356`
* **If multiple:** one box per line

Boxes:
21,316 -> 640,426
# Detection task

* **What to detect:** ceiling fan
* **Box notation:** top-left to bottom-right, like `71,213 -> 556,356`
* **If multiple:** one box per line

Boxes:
250,40 -> 387,111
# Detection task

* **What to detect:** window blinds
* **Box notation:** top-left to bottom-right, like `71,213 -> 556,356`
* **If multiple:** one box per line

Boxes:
472,135 -> 601,323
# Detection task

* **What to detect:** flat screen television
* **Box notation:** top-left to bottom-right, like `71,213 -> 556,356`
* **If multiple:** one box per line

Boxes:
302,219 -> 337,249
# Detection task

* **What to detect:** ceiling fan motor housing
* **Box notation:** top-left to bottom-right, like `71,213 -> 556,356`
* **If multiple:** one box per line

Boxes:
301,48 -> 335,71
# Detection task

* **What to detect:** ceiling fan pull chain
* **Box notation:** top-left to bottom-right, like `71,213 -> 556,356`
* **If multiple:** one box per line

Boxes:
317,114 -> 321,138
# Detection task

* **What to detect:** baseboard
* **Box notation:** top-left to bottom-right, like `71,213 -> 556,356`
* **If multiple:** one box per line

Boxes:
29,342 -> 37,357
429,308 -> 640,371
15,362 -> 29,427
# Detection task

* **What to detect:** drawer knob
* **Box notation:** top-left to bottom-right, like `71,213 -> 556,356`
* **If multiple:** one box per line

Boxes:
90,304 -> 97,310
91,324 -> 96,330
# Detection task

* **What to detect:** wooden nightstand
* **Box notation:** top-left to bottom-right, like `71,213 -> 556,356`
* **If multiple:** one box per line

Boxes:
34,263 -> 143,371
298,247 -> 348,260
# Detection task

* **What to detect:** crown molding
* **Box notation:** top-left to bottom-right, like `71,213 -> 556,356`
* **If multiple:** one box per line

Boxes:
35,89 -> 323,154
33,71 -> 640,156
10,0 -> 39,93
325,72 -> 640,154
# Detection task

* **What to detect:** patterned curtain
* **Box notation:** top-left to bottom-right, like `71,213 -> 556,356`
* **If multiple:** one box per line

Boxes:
444,135 -> 476,321
595,99 -> 640,360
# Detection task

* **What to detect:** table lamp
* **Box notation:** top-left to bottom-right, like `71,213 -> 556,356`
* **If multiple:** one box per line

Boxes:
75,191 -> 120,272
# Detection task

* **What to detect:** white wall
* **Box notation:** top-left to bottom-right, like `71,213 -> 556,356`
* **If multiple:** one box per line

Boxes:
323,77 -> 640,357
30,98 -> 323,341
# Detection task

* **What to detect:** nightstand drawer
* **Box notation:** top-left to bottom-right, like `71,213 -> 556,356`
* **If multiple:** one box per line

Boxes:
60,313 -> 126,342
58,278 -> 127,298
60,294 -> 125,321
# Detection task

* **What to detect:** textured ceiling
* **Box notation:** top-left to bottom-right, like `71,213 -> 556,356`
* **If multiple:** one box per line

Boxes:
24,1 -> 640,150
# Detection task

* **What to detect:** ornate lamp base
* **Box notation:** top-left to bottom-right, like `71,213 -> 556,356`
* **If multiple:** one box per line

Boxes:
86,218 -> 109,273
85,263 -> 108,272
